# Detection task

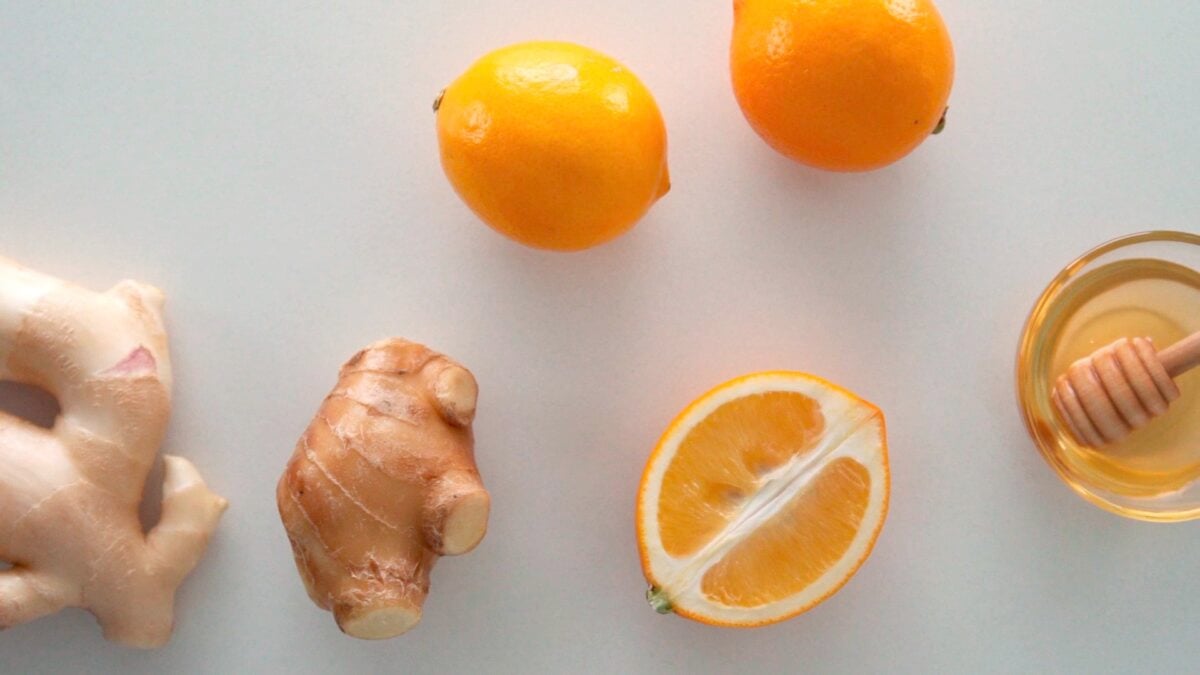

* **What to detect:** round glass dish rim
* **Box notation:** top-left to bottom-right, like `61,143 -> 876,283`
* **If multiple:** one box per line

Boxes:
1016,229 -> 1200,522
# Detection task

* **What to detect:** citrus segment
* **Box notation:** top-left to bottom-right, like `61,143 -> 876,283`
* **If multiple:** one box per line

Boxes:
700,456 -> 869,607
659,391 -> 825,557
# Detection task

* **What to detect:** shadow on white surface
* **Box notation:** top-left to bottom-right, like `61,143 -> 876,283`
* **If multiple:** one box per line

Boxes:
0,381 -> 61,430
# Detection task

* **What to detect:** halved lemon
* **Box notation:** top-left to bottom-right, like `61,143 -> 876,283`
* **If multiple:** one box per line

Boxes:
636,371 -> 889,626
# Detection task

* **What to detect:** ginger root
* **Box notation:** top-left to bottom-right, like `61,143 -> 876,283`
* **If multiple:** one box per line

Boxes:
0,256 -> 227,648
277,338 -> 490,639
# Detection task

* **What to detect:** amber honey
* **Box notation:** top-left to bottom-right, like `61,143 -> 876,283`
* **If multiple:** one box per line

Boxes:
1018,232 -> 1200,521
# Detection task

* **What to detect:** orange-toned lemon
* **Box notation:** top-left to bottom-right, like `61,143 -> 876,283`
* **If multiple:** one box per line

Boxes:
636,371 -> 889,626
436,41 -> 670,251
731,0 -> 955,171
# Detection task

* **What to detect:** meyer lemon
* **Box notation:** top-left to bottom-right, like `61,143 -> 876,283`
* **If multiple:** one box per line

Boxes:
731,0 -> 955,171
436,41 -> 670,251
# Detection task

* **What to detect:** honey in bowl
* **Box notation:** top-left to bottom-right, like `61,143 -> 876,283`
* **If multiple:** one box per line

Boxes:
1018,232 -> 1200,521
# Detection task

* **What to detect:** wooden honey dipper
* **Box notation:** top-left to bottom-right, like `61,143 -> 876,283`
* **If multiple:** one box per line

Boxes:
1052,330 -> 1200,447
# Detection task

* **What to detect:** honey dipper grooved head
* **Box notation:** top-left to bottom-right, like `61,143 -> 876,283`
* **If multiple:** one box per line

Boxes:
1052,337 -> 1180,447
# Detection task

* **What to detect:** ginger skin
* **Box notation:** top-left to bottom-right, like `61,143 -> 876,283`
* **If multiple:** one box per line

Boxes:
0,256 -> 227,648
277,339 -> 490,639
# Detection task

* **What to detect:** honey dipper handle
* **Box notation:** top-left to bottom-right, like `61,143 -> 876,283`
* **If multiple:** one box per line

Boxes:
1159,330 -> 1200,378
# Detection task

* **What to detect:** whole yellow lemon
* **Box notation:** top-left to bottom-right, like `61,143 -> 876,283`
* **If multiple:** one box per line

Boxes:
731,0 -> 955,172
436,41 -> 670,251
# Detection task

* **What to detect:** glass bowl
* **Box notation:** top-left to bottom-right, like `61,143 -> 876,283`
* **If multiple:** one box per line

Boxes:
1017,231 -> 1200,521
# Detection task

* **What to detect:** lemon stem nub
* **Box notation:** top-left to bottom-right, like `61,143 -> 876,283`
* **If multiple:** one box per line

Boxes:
646,587 -> 674,614
932,107 -> 947,135
433,90 -> 445,113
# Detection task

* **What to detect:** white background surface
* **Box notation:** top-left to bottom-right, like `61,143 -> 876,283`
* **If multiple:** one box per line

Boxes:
2,1 -> 1199,673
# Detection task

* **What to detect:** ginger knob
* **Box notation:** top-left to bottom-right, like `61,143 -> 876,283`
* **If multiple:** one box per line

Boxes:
276,339 -> 490,639
0,255 -> 227,648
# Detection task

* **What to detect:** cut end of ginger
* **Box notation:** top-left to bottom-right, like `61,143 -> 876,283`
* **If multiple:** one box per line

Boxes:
441,490 -> 491,556
339,605 -> 423,640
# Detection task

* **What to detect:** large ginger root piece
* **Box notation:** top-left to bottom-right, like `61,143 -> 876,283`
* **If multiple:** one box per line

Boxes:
277,339 -> 490,639
0,256 -> 227,648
